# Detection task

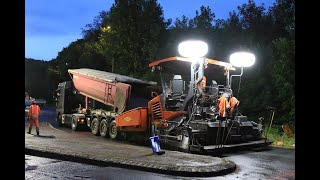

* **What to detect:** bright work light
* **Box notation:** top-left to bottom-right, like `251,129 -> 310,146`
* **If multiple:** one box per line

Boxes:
178,40 -> 208,58
229,52 -> 255,67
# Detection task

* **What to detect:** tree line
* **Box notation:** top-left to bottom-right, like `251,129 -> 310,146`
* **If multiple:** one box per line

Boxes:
25,0 -> 295,125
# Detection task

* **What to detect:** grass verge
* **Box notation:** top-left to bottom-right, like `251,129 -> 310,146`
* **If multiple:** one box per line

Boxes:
263,126 -> 295,148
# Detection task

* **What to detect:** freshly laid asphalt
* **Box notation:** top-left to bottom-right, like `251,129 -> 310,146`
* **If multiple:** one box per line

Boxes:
25,122 -> 236,177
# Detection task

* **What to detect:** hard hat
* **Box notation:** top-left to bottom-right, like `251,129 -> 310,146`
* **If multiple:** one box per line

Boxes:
32,100 -> 36,104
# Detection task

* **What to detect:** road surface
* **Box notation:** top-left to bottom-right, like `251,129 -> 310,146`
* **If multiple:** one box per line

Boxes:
25,107 -> 295,179
25,147 -> 294,180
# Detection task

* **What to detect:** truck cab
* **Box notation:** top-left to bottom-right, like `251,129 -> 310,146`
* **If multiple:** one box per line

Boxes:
55,81 -> 87,129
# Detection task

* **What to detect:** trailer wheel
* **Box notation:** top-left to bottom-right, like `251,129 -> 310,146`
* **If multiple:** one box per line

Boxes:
109,120 -> 118,139
99,119 -> 109,137
91,118 -> 100,136
71,116 -> 78,131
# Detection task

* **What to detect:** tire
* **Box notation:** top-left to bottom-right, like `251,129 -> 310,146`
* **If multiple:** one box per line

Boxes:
99,119 -> 109,137
91,118 -> 100,136
57,114 -> 63,127
109,120 -> 118,139
71,116 -> 78,131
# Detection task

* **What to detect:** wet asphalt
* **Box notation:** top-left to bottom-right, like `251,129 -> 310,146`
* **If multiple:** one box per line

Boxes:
25,107 -> 295,179
25,147 -> 294,180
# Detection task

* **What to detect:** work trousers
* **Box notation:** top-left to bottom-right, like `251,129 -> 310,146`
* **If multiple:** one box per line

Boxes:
29,118 -> 39,129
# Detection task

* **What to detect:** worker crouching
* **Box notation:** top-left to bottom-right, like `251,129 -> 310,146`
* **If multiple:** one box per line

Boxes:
27,100 -> 41,135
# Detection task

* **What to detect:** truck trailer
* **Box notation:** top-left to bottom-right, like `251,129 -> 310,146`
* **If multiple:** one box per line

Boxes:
56,57 -> 271,153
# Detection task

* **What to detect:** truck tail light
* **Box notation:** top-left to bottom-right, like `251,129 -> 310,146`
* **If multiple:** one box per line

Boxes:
164,122 -> 168,127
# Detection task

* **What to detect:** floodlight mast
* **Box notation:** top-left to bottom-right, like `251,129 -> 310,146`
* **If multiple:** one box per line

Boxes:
229,66 -> 244,89
226,68 -> 230,88
178,40 -> 208,59
229,52 -> 255,89
178,40 -> 208,94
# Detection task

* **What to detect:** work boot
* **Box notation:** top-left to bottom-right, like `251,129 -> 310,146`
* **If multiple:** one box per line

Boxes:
27,128 -> 31,134
36,127 -> 39,136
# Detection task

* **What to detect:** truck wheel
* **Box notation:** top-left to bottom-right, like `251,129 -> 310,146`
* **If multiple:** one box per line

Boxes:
71,116 -> 78,131
109,120 -> 118,139
57,114 -> 63,127
99,119 -> 109,137
91,118 -> 100,136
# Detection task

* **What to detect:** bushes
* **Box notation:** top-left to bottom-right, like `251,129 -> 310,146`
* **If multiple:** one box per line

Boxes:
263,125 -> 295,148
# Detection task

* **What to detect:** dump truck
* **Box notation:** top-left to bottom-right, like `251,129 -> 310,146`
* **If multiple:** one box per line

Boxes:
55,68 -> 155,136
56,56 -> 271,153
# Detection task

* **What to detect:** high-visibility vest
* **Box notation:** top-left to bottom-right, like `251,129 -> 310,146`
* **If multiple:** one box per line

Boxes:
218,95 -> 230,117
229,97 -> 240,115
229,97 -> 240,108
29,105 -> 40,119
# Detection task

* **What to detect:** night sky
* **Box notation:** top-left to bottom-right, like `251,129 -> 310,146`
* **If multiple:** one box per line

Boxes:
25,0 -> 275,61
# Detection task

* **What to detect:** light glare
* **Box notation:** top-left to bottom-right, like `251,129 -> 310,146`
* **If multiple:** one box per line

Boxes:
178,40 -> 208,58
230,52 -> 255,67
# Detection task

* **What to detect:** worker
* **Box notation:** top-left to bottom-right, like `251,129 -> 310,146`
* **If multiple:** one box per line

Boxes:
27,100 -> 41,135
197,75 -> 207,95
218,93 -> 230,117
229,97 -> 240,117
200,76 -> 207,91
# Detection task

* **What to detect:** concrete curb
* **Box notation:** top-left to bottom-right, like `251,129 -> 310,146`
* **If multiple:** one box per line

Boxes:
270,145 -> 295,150
25,146 -> 236,177
25,122 -> 237,177
46,122 -> 65,132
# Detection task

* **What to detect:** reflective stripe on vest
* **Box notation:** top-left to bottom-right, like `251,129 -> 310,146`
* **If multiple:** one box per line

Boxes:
30,105 -> 39,117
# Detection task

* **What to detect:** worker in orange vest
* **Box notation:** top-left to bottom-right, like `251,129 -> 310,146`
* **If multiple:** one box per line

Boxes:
27,100 -> 41,135
229,97 -> 240,116
218,94 -> 230,117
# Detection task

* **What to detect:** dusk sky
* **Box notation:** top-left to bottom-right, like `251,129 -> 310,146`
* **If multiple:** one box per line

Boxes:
25,0 -> 275,61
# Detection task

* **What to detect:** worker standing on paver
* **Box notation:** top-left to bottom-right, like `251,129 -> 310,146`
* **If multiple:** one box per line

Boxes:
27,100 -> 41,135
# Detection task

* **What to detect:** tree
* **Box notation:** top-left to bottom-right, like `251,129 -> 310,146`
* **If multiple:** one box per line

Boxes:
25,58 -> 51,102
269,0 -> 295,124
269,0 -> 295,39
271,37 -> 295,124
189,6 -> 215,29
93,0 -> 169,78
44,0 -> 295,126
163,6 -> 216,58
82,11 -> 110,42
